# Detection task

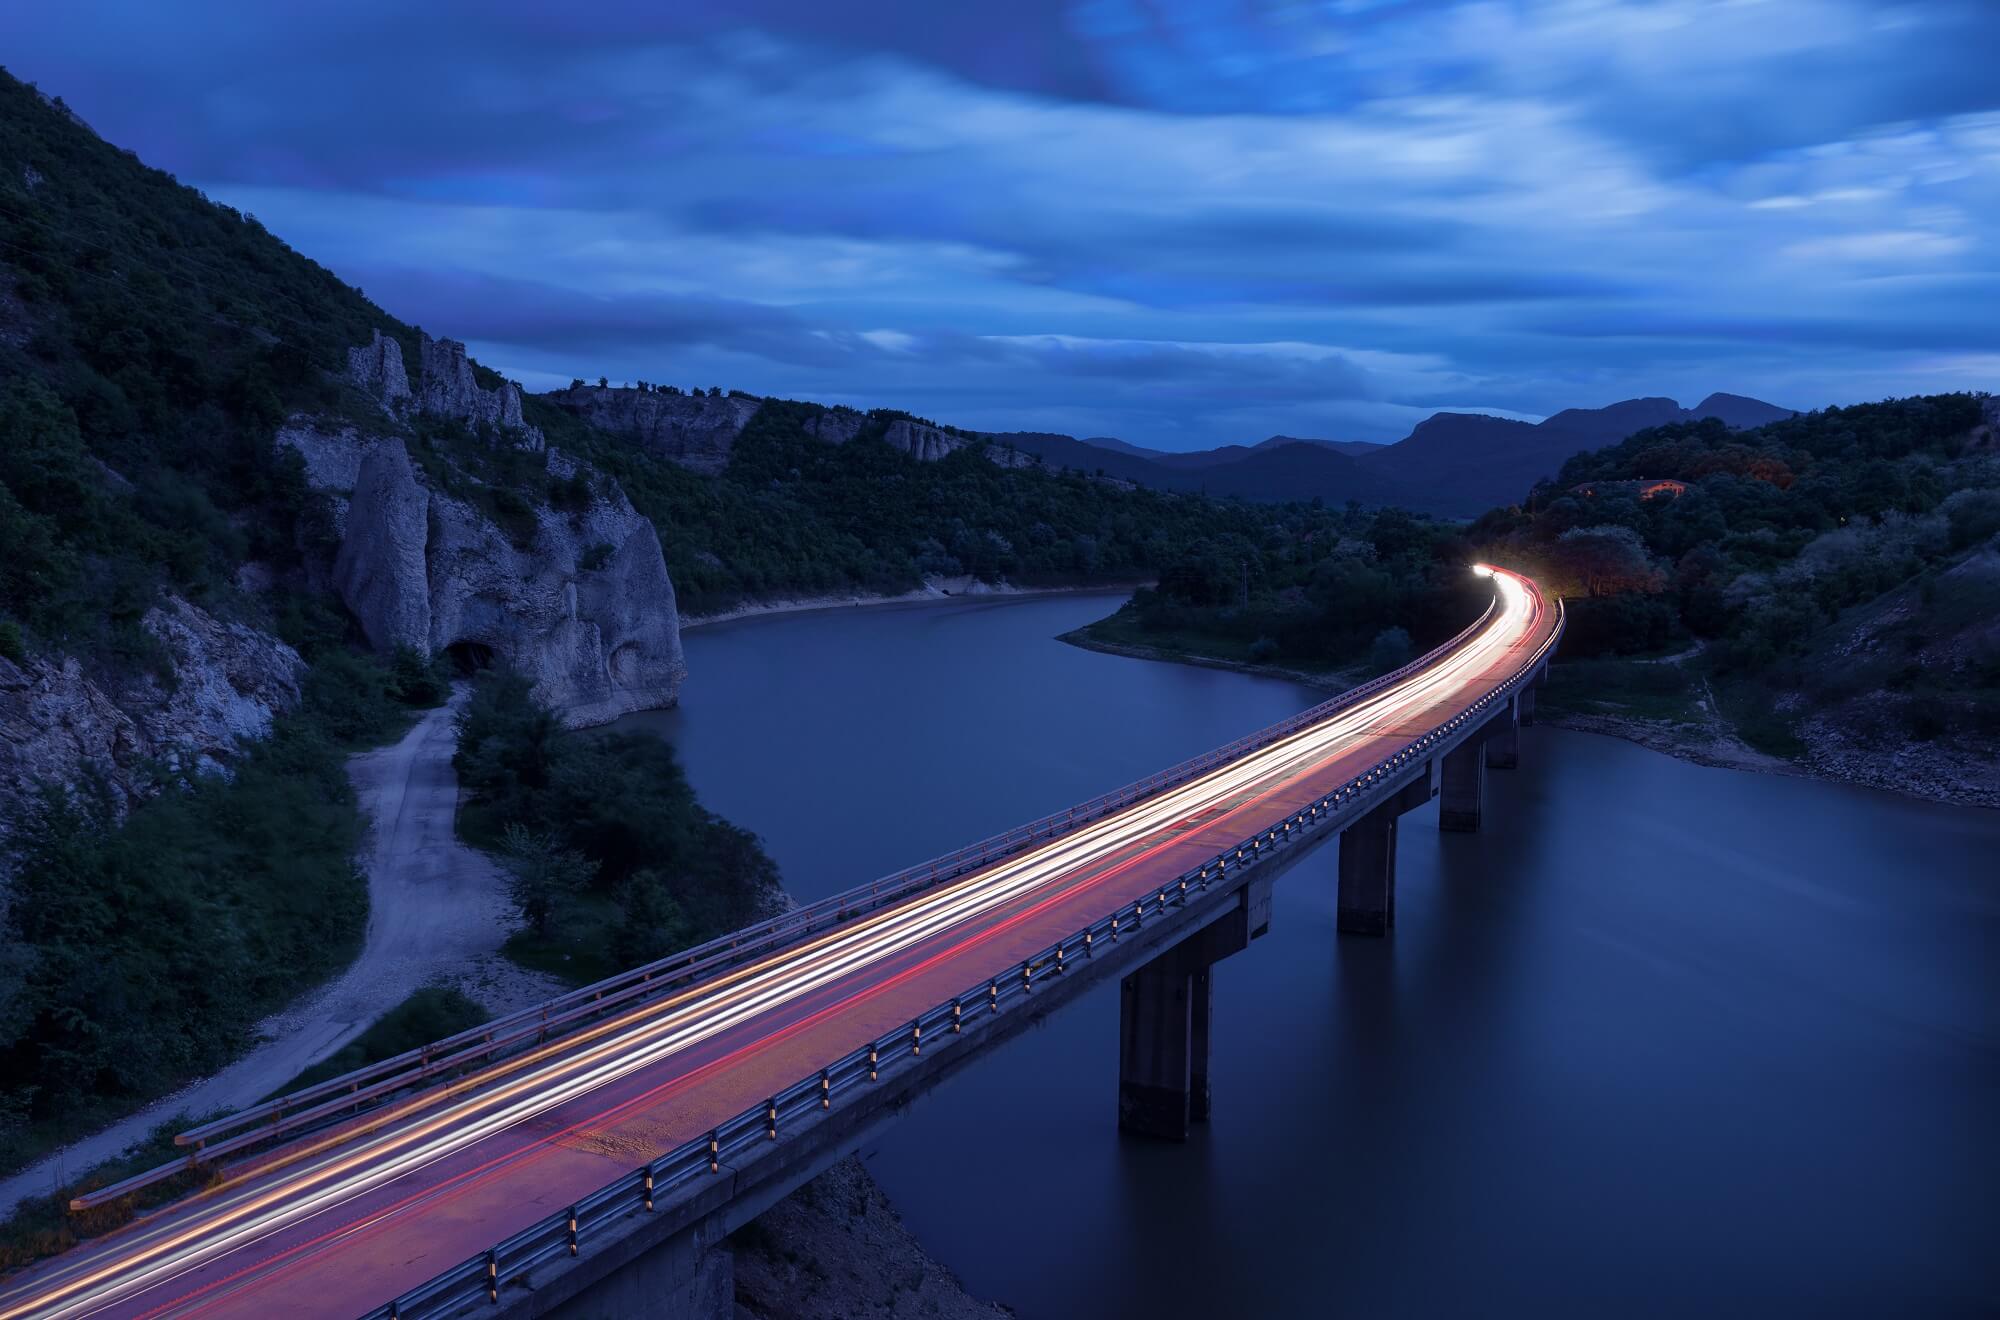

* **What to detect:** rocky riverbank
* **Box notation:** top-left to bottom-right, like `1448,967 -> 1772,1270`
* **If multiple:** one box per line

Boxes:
735,1158 -> 1012,1320
686,578 -> 1146,630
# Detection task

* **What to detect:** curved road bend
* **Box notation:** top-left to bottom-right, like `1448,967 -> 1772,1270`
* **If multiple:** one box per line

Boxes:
0,685 -> 506,1224
1,569 -> 1557,1320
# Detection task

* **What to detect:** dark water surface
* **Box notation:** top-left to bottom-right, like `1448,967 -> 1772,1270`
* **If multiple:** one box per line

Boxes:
621,592 -> 1999,1318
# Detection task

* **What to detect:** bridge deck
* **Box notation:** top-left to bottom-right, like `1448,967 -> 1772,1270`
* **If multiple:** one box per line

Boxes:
4,571 -> 1555,1320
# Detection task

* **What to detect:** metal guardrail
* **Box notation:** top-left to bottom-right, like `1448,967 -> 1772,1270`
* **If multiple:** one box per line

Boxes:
360,594 -> 1564,1320
78,596 -> 1503,1211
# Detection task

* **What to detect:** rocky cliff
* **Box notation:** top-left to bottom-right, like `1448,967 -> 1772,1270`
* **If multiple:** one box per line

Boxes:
544,385 -> 1038,472
284,338 -> 688,726
543,385 -> 761,473
348,328 -> 544,451
0,597 -> 306,827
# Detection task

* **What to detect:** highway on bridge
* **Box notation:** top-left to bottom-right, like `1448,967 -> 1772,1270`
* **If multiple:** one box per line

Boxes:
2,567 -> 1557,1320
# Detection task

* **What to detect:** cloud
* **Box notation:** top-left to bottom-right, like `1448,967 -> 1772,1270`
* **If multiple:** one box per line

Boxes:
1,1 -> 1995,447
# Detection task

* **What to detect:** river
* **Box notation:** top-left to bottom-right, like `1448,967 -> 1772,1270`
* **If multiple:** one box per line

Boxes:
619,592 -> 1999,1317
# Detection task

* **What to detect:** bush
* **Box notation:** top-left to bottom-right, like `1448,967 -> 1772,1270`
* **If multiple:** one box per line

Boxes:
0,619 -> 22,662
1246,635 -> 1279,664
1367,627 -> 1414,674
455,673 -> 781,984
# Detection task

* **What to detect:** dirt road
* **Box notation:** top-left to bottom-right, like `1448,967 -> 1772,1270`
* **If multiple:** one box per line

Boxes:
0,686 -> 526,1218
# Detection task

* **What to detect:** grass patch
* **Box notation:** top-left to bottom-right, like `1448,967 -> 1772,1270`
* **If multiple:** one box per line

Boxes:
1539,658 -> 1706,724
498,892 -> 628,988
1713,679 -> 1809,759
264,985 -> 490,1103
0,1113 -> 227,1273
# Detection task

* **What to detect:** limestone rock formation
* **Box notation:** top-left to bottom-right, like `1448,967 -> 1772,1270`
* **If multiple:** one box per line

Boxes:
875,419 -> 1036,469
880,418 -> 963,462
418,336 -> 541,447
288,416 -> 685,728
800,407 -> 867,447
543,385 -> 762,473
335,442 -> 432,653
344,328 -> 544,451
0,598 -> 306,829
346,329 -> 410,407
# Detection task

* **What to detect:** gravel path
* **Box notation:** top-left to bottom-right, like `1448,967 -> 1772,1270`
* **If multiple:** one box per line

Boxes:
0,685 -> 531,1218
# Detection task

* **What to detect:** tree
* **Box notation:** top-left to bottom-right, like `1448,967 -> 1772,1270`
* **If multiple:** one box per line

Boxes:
497,822 -> 595,937
1368,627 -> 1414,674
613,869 -> 693,969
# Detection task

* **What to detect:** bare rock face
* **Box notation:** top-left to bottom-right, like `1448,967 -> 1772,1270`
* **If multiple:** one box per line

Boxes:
880,418 -> 964,462
422,462 -> 686,726
345,328 -> 543,451
801,407 -> 867,446
292,417 -> 685,727
0,598 -> 305,829
346,329 -> 410,407
334,441 -> 432,653
878,418 -> 1036,469
543,386 -> 762,473
417,336 -> 542,450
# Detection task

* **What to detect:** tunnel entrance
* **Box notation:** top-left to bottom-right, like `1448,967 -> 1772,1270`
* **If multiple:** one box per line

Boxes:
444,640 -> 496,676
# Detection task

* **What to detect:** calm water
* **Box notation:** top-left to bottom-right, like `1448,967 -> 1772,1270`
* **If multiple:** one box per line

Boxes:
622,593 -> 2000,1318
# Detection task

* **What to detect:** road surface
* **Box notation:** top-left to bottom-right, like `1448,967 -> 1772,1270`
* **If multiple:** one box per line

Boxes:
0,569 -> 1556,1320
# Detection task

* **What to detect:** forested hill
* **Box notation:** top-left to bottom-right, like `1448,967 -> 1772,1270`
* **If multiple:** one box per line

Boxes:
1079,392 -> 2000,802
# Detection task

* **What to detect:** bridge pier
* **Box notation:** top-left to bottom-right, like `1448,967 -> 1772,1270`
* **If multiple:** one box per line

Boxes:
1336,767 -> 1436,935
1119,878 -> 1270,1140
1438,740 -> 1486,833
1518,685 -> 1537,727
1485,696 -> 1520,770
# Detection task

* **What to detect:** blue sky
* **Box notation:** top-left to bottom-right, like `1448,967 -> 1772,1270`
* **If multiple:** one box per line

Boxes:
6,1 -> 1998,445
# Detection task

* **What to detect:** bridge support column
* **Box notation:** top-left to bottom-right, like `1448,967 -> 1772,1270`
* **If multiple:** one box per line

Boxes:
1485,699 -> 1520,770
1438,740 -> 1486,832
1337,804 -> 1397,935
1518,686 -> 1536,727
1118,959 -> 1197,1140
1119,878 -> 1269,1140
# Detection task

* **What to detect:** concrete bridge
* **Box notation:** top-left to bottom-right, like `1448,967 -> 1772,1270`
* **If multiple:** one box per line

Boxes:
1,568 -> 1561,1320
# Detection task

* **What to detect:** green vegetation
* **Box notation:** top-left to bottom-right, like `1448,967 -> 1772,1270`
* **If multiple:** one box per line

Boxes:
453,674 -> 781,986
537,397 -> 1299,615
0,1113 -> 226,1272
1473,394 -> 2000,747
266,985 -> 489,1101
1534,658 -> 1707,726
1070,503 -> 1487,675
0,649 -> 445,1178
0,71 -> 417,656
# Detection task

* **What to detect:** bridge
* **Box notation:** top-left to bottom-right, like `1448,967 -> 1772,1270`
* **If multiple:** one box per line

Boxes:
2,566 -> 1562,1320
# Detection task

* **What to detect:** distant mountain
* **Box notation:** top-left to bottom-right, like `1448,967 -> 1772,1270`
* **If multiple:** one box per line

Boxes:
988,394 -> 1796,516
1691,392 -> 1797,429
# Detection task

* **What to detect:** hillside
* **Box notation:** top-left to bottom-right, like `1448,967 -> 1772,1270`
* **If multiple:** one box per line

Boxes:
975,394 -> 1796,516
1070,392 -> 2000,803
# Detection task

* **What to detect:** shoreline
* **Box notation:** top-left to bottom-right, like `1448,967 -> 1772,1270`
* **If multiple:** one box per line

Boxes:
1060,630 -> 2000,812
682,578 -> 1148,631
1057,628 -> 1361,692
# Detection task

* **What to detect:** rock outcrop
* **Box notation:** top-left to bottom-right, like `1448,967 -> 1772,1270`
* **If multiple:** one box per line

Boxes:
418,336 -> 541,448
543,386 -> 762,473
346,329 -> 410,407
0,597 -> 306,828
879,418 -> 962,462
291,418 -> 685,728
335,442 -> 432,653
345,328 -> 543,451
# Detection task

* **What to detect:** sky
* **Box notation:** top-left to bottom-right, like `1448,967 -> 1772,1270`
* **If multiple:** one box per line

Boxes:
5,1 -> 1998,446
